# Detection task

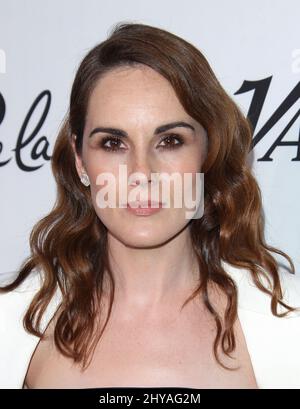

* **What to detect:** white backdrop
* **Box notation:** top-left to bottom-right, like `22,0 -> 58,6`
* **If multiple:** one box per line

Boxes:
0,0 -> 299,276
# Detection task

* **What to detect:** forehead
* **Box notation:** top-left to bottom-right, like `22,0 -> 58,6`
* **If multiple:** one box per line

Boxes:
85,66 -> 191,126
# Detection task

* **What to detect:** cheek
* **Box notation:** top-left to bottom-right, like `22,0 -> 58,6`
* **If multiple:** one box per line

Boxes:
85,150 -> 122,175
166,159 -> 202,220
85,159 -> 119,212
168,146 -> 202,172
85,152 -> 121,193
167,153 -> 202,193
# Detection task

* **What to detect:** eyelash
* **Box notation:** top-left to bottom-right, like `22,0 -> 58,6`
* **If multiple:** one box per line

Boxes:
99,134 -> 184,152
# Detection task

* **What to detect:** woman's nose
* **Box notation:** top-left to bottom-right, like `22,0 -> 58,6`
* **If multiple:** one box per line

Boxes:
128,153 -> 156,186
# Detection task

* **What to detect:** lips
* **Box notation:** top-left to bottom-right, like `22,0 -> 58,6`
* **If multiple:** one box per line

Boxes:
127,200 -> 163,208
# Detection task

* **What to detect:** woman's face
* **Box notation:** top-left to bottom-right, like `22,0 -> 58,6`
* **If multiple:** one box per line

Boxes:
72,65 -> 208,247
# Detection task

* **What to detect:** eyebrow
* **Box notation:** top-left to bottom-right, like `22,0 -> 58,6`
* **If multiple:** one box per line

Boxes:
88,121 -> 195,138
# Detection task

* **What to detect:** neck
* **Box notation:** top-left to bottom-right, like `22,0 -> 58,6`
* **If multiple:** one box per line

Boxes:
105,226 -> 200,315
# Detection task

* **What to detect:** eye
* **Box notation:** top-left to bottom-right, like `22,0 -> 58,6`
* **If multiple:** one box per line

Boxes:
158,134 -> 184,150
100,136 -> 126,152
98,133 -> 184,152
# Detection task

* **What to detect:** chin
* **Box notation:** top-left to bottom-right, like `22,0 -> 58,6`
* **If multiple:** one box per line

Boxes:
112,228 -> 174,249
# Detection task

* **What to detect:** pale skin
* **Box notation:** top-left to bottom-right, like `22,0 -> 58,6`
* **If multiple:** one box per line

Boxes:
23,65 -> 258,388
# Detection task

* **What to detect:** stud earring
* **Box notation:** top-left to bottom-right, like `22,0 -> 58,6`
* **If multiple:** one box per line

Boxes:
80,172 -> 90,187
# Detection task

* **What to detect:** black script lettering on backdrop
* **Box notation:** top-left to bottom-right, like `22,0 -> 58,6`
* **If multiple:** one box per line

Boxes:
0,91 -> 9,166
0,90 -> 51,171
235,76 -> 300,161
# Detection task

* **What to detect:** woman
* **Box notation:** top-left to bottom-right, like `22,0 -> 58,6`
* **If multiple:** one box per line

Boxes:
1,21 -> 300,389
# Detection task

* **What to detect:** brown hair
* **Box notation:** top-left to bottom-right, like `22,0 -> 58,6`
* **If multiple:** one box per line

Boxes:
1,21 -> 298,371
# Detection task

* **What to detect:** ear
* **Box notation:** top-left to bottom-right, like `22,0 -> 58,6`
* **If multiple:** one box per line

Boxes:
70,134 -> 85,178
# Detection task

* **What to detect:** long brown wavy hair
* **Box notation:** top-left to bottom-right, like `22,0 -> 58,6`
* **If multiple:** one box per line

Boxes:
1,21 -> 298,372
